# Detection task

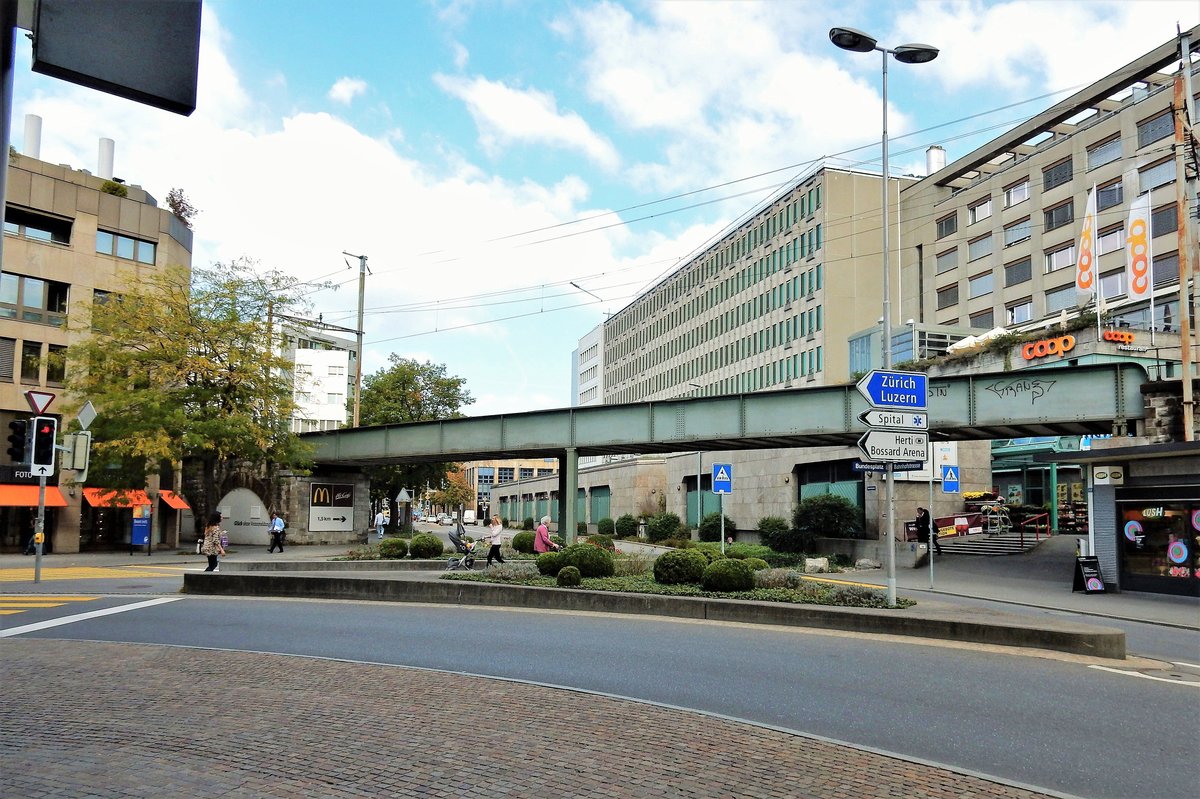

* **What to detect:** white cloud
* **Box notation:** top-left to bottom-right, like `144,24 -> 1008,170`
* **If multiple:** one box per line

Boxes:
328,77 -> 368,105
434,74 -> 620,170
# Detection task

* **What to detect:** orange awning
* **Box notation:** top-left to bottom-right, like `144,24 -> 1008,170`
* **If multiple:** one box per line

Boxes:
83,488 -> 151,508
159,490 -> 190,510
0,484 -> 69,507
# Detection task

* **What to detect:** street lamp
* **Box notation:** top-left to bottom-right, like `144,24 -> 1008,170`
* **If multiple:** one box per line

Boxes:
830,27 -> 937,607
688,382 -> 704,531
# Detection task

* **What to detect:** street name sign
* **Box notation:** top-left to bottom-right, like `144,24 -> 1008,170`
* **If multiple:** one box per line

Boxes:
857,430 -> 929,463
858,409 -> 928,431
856,370 -> 927,410
853,460 -> 925,473
712,463 -> 732,494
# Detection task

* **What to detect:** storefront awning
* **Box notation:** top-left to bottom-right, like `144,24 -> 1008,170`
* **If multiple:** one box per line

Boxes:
159,490 -> 190,510
82,488 -> 152,507
0,484 -> 69,507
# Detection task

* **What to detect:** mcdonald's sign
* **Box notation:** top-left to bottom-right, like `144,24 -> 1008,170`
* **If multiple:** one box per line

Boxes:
309,482 -> 355,532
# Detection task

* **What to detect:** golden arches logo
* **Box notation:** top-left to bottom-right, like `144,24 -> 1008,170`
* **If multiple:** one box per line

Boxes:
312,486 -> 331,505
1127,218 -> 1150,296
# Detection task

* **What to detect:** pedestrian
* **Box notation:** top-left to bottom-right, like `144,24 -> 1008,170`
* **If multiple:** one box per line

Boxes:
267,511 -> 286,553
916,507 -> 942,555
485,514 -> 506,566
374,509 -> 386,540
534,515 -> 560,553
201,510 -> 227,572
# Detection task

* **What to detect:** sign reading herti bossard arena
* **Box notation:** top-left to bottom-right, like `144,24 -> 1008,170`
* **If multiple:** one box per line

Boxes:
857,430 -> 929,463
309,482 -> 354,532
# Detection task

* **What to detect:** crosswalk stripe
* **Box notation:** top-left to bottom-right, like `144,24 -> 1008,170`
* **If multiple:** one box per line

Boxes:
0,567 -> 181,582
0,602 -> 65,609
0,596 -> 183,637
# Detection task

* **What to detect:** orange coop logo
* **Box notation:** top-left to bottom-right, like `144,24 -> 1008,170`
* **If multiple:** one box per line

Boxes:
1127,218 -> 1151,297
1103,330 -> 1135,345
1022,335 -> 1076,360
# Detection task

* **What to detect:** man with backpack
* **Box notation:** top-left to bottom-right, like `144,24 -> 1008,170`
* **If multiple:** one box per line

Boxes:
268,511 -> 286,553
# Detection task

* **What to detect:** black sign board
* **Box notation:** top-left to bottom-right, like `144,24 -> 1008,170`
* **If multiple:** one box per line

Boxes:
1073,556 -> 1107,593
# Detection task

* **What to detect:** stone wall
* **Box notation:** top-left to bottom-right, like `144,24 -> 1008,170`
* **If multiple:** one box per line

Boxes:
1140,379 -> 1200,444
278,470 -> 371,546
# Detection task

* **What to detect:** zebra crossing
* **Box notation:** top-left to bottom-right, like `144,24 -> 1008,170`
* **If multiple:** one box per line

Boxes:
0,595 -> 99,616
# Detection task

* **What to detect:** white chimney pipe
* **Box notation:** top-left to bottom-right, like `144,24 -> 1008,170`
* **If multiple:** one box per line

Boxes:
98,138 -> 115,180
23,114 -> 41,159
926,145 -> 946,175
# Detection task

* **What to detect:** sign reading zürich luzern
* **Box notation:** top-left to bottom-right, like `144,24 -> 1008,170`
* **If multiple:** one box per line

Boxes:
856,370 -> 927,410
857,430 -> 929,463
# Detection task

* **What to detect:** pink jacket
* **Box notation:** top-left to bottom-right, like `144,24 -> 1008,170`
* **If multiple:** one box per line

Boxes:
534,524 -> 555,553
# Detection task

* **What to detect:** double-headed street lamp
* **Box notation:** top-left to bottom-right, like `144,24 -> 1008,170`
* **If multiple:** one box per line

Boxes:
830,27 -> 937,607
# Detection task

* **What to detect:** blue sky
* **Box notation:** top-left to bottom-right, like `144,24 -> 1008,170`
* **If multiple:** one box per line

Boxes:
10,1 -> 1199,416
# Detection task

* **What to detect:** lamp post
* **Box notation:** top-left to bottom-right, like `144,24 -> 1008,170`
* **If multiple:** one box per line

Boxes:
688,382 -> 704,533
830,27 -> 937,607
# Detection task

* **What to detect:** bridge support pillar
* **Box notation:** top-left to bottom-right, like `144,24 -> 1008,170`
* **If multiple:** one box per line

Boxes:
559,448 -> 578,545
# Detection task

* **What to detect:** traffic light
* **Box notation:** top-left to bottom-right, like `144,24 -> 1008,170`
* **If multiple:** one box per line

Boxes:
6,419 -> 29,463
30,416 -> 57,473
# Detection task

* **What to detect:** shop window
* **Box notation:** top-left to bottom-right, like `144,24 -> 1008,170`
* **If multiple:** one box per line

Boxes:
1119,503 -> 1199,593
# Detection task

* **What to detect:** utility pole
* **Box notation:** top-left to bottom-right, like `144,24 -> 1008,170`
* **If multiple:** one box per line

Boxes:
343,251 -> 368,427
1175,70 -> 1197,439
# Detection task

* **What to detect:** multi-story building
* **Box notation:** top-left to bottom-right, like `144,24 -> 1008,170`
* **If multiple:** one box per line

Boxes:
1,139 -> 193,553
280,322 -> 355,433
460,458 -> 558,522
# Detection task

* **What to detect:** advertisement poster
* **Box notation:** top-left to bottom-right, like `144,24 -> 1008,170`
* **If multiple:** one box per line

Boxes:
309,482 -> 354,532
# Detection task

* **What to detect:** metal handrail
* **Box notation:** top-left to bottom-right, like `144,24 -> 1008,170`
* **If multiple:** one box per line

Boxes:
1018,512 -> 1051,549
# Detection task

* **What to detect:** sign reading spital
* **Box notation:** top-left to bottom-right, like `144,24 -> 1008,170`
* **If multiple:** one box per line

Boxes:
309,482 -> 354,532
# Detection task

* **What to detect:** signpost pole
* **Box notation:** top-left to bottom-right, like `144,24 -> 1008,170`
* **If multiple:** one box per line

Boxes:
34,476 -> 45,584
928,458 -> 935,589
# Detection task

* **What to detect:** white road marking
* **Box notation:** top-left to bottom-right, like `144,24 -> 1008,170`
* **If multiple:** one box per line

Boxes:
1088,664 -> 1200,686
1172,661 -> 1200,670
0,597 -> 183,637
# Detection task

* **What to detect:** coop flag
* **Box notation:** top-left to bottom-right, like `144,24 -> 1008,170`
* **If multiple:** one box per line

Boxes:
1075,184 -> 1097,298
1125,192 -> 1153,298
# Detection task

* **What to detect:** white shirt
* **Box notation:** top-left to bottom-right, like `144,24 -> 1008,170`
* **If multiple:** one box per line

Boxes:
487,522 -> 504,545
374,512 -> 385,527
269,516 -> 284,533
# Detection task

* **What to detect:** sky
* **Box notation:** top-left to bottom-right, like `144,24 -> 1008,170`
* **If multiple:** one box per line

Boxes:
10,0 -> 1199,417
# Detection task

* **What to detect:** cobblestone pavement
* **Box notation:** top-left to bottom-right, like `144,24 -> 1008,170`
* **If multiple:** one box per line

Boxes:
4,639 -> 1059,799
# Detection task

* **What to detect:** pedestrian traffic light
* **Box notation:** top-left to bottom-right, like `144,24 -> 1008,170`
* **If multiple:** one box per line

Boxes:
6,419 -> 29,463
30,416 -> 57,474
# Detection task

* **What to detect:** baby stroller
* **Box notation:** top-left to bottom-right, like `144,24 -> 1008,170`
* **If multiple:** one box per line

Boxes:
446,524 -> 477,571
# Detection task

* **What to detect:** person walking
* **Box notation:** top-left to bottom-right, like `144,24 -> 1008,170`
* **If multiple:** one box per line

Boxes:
534,515 -> 560,554
201,510 -> 227,572
485,515 -> 506,567
916,507 -> 942,555
267,511 -> 286,553
374,509 -> 386,541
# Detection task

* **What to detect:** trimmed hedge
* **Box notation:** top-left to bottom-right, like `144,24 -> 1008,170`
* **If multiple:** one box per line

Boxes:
561,543 -> 614,578
408,533 -> 444,559
597,517 -> 615,536
647,512 -> 682,542
586,534 -> 616,551
536,551 -> 565,576
523,517 -> 536,531
511,531 -> 535,554
378,537 -> 409,559
653,549 -> 708,585
556,566 -> 581,587
615,514 -> 639,538
702,558 -> 754,591
743,557 -> 770,571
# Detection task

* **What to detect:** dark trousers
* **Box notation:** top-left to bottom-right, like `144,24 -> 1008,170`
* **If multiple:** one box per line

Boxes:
268,532 -> 284,553
487,544 -> 504,566
204,554 -> 219,571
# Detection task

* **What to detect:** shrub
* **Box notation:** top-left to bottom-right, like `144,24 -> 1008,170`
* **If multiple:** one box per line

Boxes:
586,534 -> 615,551
511,531 -> 535,554
661,537 -> 694,549
561,544 -> 615,578
697,547 -> 725,564
408,533 -> 444,559
615,514 -> 639,538
501,518 -> 509,528
536,551 -> 565,576
612,551 -> 654,577
523,517 -> 536,531
792,494 -> 863,539
647,512 -> 682,542
597,517 -> 615,536
556,566 -> 581,587
551,534 -> 566,549
577,521 -> 588,535
378,537 -> 409,559
702,558 -> 754,591
698,511 -> 736,543
743,557 -> 769,571
653,549 -> 708,585
100,179 -> 128,197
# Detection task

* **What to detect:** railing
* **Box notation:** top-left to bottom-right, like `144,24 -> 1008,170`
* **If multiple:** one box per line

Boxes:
1019,512 -> 1051,549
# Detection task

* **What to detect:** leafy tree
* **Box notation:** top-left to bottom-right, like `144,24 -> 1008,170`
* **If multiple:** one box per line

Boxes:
166,187 -> 199,229
63,259 -> 311,534
358,356 -> 473,527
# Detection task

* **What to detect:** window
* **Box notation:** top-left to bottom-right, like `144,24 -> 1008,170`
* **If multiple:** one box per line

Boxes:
3,206 -> 72,244
968,272 -> 993,299
1004,257 -> 1032,287
21,341 -> 40,383
1044,201 -> 1073,232
1139,159 -> 1175,192
936,213 -> 957,240
968,198 -> 993,224
968,234 -> 993,262
969,309 -> 994,329
1006,300 -> 1032,325
1045,243 -> 1075,273
1043,158 -> 1073,190
1097,180 -> 1123,211
1097,225 -> 1125,256
1046,284 -> 1075,313
937,284 -> 959,310
1154,251 -> 1179,287
46,344 -> 66,384
0,337 -> 12,381
295,364 -> 312,376
0,272 -> 69,326
1086,137 -> 1121,170
326,393 -> 344,405
1099,270 -> 1125,298
1152,204 -> 1179,238
936,249 -> 957,274
1137,110 -> 1173,148
327,365 -> 345,376
1004,218 -> 1031,247
96,230 -> 157,264
1004,179 -> 1030,208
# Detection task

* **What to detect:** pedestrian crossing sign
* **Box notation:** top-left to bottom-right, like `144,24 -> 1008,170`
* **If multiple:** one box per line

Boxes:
941,465 -> 960,493
712,463 -> 733,494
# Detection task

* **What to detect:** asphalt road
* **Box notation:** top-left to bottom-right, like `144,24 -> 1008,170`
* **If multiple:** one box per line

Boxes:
5,593 -> 1196,799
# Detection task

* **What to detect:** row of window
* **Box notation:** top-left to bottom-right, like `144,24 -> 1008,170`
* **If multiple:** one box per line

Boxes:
0,337 -> 67,384
95,230 -> 157,264
0,272 -> 69,327
295,364 -> 347,377
617,348 -> 825,403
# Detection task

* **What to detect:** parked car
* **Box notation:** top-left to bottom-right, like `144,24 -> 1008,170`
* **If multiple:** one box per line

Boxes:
462,510 -> 477,525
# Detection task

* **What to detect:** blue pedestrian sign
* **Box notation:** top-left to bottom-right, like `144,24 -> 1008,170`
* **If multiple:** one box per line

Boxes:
941,464 -> 960,494
856,370 -> 927,410
712,463 -> 733,495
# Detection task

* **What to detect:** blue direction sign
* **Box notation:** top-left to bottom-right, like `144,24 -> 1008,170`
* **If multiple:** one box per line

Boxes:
712,463 -> 732,494
856,370 -> 927,410
941,464 -> 961,493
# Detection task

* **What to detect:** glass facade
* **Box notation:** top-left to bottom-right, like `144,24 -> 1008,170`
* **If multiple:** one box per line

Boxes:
1118,501 -> 1200,596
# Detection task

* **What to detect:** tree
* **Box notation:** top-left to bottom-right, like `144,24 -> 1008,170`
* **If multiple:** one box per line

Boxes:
63,259 -> 311,533
358,356 -> 473,524
166,187 -> 199,229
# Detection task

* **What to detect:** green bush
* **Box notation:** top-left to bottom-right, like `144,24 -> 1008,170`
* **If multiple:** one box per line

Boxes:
792,494 -> 862,539
536,551 -> 565,576
100,179 -> 128,197
597,517 -> 615,536
561,543 -> 615,578
378,537 -> 409,559
653,549 -> 708,585
702,558 -> 754,591
408,533 -> 444,559
615,514 -> 639,538
523,517 -> 536,531
743,557 -> 770,571
501,518 -> 509,528
585,534 -> 615,551
556,566 -> 581,587
698,511 -> 736,543
511,531 -> 535,554
661,537 -> 695,549
647,512 -> 682,542
577,521 -> 588,535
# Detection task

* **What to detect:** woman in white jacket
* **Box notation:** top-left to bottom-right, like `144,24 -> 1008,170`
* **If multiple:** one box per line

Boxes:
485,515 -> 506,567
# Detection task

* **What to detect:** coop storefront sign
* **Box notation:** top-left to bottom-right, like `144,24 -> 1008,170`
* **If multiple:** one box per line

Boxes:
1022,335 -> 1076,360
1102,330 -> 1135,344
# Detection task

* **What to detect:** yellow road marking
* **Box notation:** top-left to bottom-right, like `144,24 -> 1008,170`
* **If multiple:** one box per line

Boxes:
801,574 -> 886,589
0,595 -> 98,601
0,602 -> 64,608
0,567 -> 181,582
